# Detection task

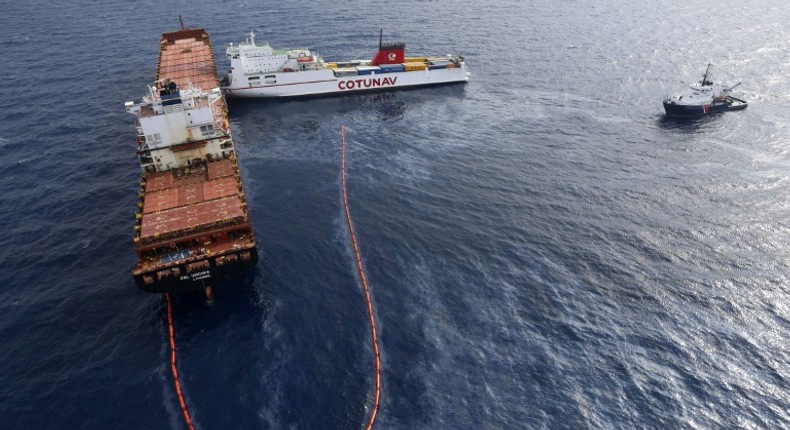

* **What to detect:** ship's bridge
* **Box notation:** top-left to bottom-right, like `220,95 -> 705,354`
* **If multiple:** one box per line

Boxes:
126,82 -> 231,172
227,30 -> 322,74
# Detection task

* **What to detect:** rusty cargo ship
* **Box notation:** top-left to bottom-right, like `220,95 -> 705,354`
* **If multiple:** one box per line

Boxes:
125,27 -> 257,294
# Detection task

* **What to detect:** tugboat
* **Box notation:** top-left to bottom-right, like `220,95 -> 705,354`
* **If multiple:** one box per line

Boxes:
221,30 -> 469,98
663,64 -> 747,117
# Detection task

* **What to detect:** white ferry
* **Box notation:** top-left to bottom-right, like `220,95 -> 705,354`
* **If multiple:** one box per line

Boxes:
221,31 -> 469,98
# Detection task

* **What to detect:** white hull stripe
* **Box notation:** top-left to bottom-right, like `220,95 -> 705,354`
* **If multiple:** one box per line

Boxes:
232,78 -> 338,90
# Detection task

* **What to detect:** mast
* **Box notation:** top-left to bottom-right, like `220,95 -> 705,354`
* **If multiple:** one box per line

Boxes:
379,28 -> 383,49
701,63 -> 713,86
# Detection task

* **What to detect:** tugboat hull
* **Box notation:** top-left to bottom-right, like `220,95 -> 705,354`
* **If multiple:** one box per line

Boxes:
662,100 -> 731,117
727,96 -> 749,111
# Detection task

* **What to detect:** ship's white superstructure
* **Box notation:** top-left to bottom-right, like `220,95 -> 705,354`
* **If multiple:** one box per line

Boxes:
125,82 -> 234,172
222,31 -> 469,98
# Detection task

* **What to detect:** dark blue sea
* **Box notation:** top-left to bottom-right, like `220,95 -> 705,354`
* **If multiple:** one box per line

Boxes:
2,0 -> 789,428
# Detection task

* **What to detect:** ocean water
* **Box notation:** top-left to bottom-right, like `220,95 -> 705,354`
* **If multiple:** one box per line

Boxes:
1,0 -> 789,428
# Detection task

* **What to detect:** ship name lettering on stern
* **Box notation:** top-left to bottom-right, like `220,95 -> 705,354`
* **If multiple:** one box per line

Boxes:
190,270 -> 211,281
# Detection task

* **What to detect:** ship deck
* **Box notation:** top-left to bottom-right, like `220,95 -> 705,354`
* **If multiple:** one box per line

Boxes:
135,158 -> 255,273
139,158 -> 247,240
158,29 -> 218,91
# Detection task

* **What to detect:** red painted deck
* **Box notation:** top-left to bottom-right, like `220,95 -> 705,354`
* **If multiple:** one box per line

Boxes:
157,29 -> 218,91
140,159 -> 244,239
143,176 -> 239,214
140,195 -> 245,240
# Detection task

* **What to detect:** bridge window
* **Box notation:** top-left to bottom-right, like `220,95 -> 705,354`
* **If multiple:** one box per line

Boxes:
145,134 -> 162,144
